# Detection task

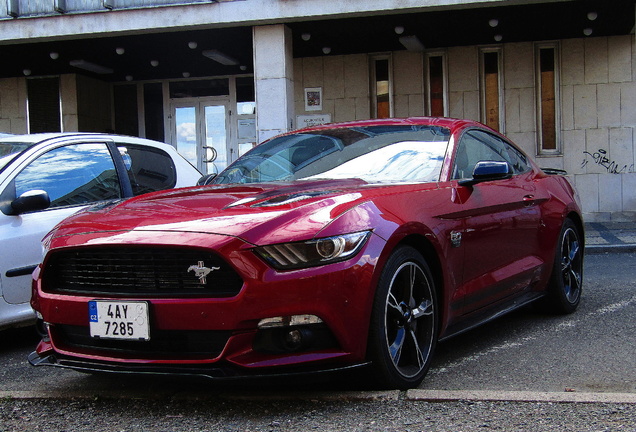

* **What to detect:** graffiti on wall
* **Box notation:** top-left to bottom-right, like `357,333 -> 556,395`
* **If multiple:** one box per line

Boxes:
582,149 -> 635,174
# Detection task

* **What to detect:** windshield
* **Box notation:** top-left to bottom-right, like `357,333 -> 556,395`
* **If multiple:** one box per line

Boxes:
213,125 -> 450,185
0,142 -> 33,171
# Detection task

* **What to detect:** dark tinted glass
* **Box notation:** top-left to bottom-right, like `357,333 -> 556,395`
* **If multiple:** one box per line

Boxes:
117,144 -> 177,195
452,130 -> 530,179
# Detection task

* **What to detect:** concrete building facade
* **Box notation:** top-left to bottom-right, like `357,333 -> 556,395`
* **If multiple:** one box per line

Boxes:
0,0 -> 634,221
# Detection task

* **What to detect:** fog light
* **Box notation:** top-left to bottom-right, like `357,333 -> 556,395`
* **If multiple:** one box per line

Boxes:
282,327 -> 314,352
285,329 -> 303,350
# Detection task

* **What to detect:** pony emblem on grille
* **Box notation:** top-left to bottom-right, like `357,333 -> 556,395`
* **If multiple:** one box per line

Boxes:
187,261 -> 220,284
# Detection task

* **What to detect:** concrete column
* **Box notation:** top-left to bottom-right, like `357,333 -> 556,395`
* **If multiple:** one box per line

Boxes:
253,24 -> 294,143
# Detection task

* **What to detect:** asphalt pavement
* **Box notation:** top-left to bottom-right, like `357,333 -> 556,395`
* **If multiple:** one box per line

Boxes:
1,220 -> 635,424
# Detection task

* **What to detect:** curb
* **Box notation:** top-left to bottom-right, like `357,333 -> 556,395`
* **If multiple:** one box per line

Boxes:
407,389 -> 636,404
585,244 -> 636,254
0,390 -> 401,402
2,389 -> 636,404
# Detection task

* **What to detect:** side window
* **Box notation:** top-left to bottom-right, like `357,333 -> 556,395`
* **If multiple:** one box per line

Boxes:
452,130 -> 529,179
117,144 -> 177,195
15,143 -> 121,209
486,134 -> 530,174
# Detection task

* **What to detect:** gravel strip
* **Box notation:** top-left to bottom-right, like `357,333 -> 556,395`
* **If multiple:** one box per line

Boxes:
2,396 -> 636,432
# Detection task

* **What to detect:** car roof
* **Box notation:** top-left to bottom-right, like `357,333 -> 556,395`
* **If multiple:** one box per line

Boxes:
0,133 -> 175,151
276,118 -> 487,145
293,117 -> 478,134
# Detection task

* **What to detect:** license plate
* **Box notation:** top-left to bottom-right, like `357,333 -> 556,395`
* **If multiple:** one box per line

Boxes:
88,300 -> 150,341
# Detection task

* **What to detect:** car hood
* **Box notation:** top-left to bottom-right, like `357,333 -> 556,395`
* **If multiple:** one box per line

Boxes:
48,179 -> 420,246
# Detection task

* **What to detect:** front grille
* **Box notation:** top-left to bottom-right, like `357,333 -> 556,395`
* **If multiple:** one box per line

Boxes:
53,325 -> 230,360
42,246 -> 243,297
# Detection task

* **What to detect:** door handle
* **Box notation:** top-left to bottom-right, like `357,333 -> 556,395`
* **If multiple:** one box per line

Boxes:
202,146 -> 217,163
522,195 -> 535,206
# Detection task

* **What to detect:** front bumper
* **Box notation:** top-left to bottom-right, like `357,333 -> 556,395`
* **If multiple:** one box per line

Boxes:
28,350 -> 370,381
32,230 -> 387,374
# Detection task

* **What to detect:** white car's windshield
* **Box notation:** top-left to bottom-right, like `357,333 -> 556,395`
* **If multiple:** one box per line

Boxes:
213,125 -> 450,185
0,142 -> 33,171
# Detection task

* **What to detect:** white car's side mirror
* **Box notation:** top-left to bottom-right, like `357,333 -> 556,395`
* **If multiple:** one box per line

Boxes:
10,190 -> 51,215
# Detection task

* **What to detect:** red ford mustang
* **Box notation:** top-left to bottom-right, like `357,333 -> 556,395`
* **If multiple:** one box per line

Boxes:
29,118 -> 584,389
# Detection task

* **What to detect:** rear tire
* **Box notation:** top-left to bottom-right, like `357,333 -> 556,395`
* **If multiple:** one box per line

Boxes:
367,246 -> 438,389
539,218 -> 583,314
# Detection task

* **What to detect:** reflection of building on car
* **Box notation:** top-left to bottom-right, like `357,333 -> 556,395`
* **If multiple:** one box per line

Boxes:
0,133 -> 201,331
29,118 -> 584,389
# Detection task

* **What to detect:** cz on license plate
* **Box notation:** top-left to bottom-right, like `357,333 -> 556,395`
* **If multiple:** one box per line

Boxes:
88,300 -> 150,341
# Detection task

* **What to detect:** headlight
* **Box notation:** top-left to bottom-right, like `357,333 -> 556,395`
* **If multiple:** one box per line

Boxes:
254,231 -> 371,270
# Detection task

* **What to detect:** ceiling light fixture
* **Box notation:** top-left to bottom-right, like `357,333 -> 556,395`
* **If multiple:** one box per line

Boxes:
587,11 -> 598,21
394,26 -> 405,35
240,65 -> 247,71
583,28 -> 593,36
489,18 -> 499,28
202,49 -> 239,66
23,69 -> 31,76
322,47 -> 331,55
399,35 -> 425,51
494,34 -> 503,42
182,72 -> 190,78
70,59 -> 113,74
115,47 -> 125,55
150,60 -> 159,67
49,52 -> 59,60
301,33 -> 311,41
188,41 -> 198,49
125,75 -> 133,81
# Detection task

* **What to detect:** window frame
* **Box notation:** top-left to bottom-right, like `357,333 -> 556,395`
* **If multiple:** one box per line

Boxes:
535,42 -> 562,155
479,47 -> 505,133
26,76 -> 62,134
425,51 -> 449,117
369,54 -> 394,119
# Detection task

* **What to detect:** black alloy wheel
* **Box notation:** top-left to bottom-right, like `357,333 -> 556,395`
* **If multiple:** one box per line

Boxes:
368,246 -> 438,389
542,218 -> 584,314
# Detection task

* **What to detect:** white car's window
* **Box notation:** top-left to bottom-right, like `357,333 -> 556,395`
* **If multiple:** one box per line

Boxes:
0,142 -> 32,170
15,143 -> 121,209
117,144 -> 177,195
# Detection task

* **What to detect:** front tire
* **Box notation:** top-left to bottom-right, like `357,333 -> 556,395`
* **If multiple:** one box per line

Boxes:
541,218 -> 584,314
367,246 -> 438,389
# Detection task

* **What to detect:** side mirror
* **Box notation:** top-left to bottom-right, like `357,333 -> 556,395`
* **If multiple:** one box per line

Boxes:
197,173 -> 217,186
10,190 -> 51,215
459,161 -> 511,186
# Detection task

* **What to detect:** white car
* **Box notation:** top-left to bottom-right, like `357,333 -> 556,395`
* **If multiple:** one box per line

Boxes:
0,133 -> 201,330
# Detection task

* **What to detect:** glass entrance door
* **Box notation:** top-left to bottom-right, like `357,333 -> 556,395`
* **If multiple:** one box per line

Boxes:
172,100 -> 232,174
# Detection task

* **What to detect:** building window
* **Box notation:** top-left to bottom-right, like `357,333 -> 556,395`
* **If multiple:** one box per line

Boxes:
113,84 -> 139,136
536,44 -> 560,154
371,55 -> 392,119
480,48 -> 504,132
168,78 -> 230,99
27,77 -> 61,133
143,82 -> 164,142
425,53 -> 447,117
